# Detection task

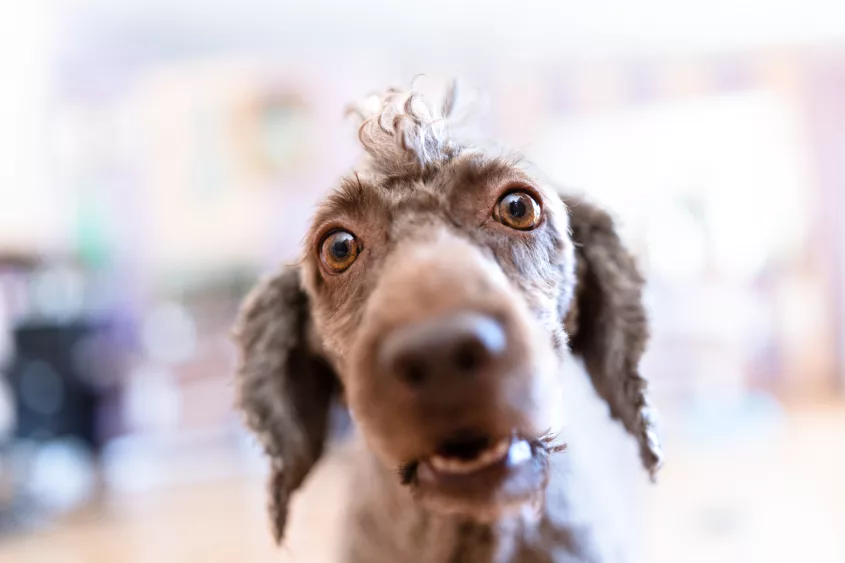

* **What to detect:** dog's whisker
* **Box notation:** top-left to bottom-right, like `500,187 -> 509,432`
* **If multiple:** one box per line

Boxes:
532,429 -> 568,456
399,461 -> 418,486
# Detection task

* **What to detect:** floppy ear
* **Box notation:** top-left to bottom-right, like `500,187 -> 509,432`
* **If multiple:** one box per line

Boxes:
561,195 -> 663,479
233,266 -> 337,543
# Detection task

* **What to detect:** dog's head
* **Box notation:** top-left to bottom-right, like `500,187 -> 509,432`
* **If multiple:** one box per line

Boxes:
234,84 -> 662,542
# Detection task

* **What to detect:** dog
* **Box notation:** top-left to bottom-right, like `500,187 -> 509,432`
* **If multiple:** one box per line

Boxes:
233,81 -> 662,562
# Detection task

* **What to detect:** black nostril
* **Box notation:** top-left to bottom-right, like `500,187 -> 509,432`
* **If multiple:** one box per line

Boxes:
401,359 -> 427,387
453,341 -> 484,374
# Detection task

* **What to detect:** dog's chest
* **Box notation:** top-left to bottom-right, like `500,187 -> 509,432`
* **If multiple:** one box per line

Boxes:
342,506 -> 602,563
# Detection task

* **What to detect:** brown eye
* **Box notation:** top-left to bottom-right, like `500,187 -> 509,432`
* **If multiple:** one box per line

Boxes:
320,230 -> 360,273
494,191 -> 541,230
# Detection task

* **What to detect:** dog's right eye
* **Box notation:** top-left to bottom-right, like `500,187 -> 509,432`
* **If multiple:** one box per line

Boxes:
320,230 -> 361,273
494,190 -> 542,230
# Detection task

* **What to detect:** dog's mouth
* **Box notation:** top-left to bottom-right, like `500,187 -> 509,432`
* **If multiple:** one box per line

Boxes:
401,433 -> 564,518
429,435 -> 516,474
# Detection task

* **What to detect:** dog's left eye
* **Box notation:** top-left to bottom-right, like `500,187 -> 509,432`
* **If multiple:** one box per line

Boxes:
494,190 -> 541,230
320,230 -> 360,273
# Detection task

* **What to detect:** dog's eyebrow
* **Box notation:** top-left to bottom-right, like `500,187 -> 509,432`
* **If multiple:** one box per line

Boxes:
312,175 -> 377,227
448,155 -> 528,193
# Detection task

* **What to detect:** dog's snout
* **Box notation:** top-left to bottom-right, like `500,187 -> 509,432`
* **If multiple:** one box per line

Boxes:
378,313 -> 506,389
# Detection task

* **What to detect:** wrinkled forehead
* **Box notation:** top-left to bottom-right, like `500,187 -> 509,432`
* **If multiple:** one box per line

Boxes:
308,154 -> 533,242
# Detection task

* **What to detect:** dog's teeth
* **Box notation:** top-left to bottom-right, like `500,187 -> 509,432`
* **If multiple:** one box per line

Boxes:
507,439 -> 532,466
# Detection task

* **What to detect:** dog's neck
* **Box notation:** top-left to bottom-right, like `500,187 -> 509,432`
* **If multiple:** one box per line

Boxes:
342,443 -> 608,563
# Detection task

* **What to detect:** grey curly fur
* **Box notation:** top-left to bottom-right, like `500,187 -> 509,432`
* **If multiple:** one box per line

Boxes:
564,199 -> 663,478
233,268 -> 336,542
348,81 -> 464,180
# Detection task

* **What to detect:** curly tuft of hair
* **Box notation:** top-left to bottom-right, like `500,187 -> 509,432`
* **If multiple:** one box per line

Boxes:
346,80 -> 466,180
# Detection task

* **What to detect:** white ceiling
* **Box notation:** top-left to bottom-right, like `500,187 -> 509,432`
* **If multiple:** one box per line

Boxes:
67,0 -> 845,60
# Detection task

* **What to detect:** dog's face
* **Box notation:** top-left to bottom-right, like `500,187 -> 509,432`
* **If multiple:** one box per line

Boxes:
234,86 -> 662,543
301,155 -> 573,518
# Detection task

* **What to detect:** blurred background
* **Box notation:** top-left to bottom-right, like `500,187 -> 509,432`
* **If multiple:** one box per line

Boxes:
1,1 -> 844,561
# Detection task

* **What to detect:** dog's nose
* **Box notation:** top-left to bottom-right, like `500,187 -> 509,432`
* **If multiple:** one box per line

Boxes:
378,313 -> 507,389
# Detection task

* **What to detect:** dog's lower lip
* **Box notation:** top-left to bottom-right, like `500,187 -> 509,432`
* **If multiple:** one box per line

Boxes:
409,436 -> 548,515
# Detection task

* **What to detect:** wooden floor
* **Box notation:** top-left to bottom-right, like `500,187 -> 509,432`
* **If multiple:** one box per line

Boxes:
3,403 -> 845,563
